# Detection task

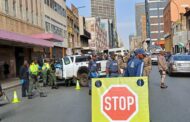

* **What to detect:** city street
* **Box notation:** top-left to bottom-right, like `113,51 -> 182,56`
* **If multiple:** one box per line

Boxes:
1,66 -> 190,122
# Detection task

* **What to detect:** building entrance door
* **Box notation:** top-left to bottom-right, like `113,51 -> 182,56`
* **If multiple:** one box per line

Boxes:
15,47 -> 24,77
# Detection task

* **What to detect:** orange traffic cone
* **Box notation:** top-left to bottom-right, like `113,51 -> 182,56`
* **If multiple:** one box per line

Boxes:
75,80 -> 81,90
12,91 -> 20,103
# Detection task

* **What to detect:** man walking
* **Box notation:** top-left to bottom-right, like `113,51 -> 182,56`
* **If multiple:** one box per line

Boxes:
124,49 -> 145,77
158,51 -> 168,89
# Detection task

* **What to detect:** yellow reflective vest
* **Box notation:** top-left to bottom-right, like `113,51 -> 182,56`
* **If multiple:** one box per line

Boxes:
29,62 -> 38,76
42,63 -> 50,71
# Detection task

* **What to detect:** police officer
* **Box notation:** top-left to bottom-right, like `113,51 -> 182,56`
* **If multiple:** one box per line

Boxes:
124,49 -> 145,77
42,59 -> 50,86
28,59 -> 38,99
49,59 -> 58,89
88,54 -> 99,95
106,53 -> 121,77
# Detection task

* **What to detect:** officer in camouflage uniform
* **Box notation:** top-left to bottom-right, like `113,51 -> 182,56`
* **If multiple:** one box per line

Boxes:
48,59 -> 58,89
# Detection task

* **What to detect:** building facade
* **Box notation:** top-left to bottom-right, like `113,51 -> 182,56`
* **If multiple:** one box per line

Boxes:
100,19 -> 114,49
0,0 -> 53,79
79,16 -> 91,54
130,36 -> 142,51
85,17 -> 107,51
145,0 -> 168,46
164,0 -> 190,52
136,2 -> 145,37
67,5 -> 80,55
91,0 -> 117,48
184,8 -> 190,52
33,0 -> 68,58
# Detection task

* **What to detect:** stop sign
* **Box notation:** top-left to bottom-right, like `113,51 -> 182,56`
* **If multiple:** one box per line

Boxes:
101,85 -> 138,121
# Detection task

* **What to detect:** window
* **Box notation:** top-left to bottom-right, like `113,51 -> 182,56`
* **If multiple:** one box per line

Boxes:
75,56 -> 88,63
13,0 -> 16,16
64,57 -> 71,65
45,22 -> 51,32
19,0 -> 23,19
5,0 -> 9,13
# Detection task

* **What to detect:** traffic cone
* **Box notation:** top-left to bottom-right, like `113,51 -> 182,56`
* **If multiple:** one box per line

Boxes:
75,80 -> 81,90
12,91 -> 20,103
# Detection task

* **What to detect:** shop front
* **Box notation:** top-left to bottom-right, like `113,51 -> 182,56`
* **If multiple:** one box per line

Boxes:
32,33 -> 67,59
0,30 -> 53,80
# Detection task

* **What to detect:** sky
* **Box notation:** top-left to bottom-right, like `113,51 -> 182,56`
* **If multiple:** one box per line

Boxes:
66,0 -> 144,49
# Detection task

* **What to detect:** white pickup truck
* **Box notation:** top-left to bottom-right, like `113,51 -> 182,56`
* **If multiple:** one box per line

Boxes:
55,55 -> 107,85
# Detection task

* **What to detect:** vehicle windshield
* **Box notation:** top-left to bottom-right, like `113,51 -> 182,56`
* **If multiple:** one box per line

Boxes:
173,56 -> 190,61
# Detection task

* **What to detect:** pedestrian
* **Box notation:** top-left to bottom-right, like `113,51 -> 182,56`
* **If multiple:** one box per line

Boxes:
19,60 -> 29,97
49,59 -> 58,89
88,54 -> 99,95
158,51 -> 168,89
28,59 -> 38,99
3,61 -> 9,79
106,53 -> 121,77
124,49 -> 145,77
143,53 -> 152,77
42,59 -> 50,86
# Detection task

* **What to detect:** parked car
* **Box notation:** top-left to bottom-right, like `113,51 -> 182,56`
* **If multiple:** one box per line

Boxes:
167,55 -> 190,76
151,53 -> 159,64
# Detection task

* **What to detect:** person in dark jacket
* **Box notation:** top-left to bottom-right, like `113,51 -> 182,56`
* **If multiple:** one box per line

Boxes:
19,60 -> 29,97
124,49 -> 145,77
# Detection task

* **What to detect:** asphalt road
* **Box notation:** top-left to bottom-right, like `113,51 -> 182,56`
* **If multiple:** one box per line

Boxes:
1,66 -> 190,122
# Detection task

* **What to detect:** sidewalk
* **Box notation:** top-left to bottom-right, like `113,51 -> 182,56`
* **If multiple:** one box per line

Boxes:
1,78 -> 21,90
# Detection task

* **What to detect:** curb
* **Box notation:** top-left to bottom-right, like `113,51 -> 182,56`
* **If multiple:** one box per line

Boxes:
2,82 -> 21,90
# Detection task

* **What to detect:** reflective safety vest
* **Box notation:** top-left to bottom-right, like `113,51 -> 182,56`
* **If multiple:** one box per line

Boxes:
29,62 -> 38,76
42,63 -> 50,71
109,60 -> 119,73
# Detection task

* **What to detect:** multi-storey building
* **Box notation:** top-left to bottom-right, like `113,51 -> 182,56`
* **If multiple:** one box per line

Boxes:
164,0 -> 190,52
145,0 -> 168,46
32,0 -> 68,58
85,17 -> 107,51
91,0 -> 117,48
184,8 -> 190,51
100,19 -> 113,49
67,4 -> 80,55
135,2 -> 147,50
0,0 -> 53,79
79,16 -> 91,54
135,2 -> 145,37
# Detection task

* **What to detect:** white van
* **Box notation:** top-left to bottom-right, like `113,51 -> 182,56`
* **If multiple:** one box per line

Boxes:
108,48 -> 126,56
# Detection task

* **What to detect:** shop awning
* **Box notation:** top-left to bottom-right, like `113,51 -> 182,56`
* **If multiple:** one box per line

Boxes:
32,33 -> 64,42
0,29 -> 53,47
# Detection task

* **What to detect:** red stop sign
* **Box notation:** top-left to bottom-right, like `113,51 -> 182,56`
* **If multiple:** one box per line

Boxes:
101,85 -> 138,121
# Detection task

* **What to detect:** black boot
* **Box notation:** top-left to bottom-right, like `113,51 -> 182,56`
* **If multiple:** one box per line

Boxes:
89,89 -> 91,95
160,83 -> 168,89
